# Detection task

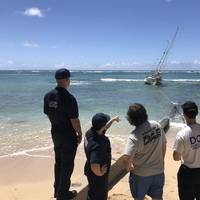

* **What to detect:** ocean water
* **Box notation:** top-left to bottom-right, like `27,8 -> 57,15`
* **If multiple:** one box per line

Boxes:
0,70 -> 200,157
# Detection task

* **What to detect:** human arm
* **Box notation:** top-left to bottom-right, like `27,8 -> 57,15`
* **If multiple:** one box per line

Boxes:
105,116 -> 120,130
173,132 -> 184,161
162,135 -> 167,168
162,129 -> 167,162
71,118 -> 82,144
43,94 -> 49,115
162,141 -> 167,160
123,134 -> 138,172
173,150 -> 181,161
91,164 -> 107,176
123,155 -> 134,172
67,96 -> 82,144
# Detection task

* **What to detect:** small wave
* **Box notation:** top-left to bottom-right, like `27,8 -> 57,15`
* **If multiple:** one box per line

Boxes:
71,81 -> 90,86
185,70 -> 200,74
5,73 -> 40,76
164,79 -> 200,82
101,78 -> 143,82
31,70 -> 40,73
85,70 -> 151,73
123,70 -> 151,73
170,122 -> 186,128
0,146 -> 53,159
84,70 -> 114,73
186,71 -> 193,73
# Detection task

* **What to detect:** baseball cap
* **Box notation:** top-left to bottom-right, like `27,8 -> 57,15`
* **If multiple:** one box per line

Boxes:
182,101 -> 198,115
92,113 -> 111,131
55,68 -> 71,79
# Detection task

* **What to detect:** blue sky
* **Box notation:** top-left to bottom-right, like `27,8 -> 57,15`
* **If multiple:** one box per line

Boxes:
0,0 -> 200,70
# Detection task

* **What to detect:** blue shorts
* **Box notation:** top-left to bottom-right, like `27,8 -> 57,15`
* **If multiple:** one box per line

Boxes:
129,172 -> 164,200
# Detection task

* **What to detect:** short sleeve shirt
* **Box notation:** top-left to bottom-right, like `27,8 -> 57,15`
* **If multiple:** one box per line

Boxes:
44,87 -> 78,135
124,120 -> 166,176
84,128 -> 111,176
173,123 -> 200,168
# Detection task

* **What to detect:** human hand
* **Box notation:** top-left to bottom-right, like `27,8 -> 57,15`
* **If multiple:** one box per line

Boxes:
113,116 -> 120,122
130,166 -> 134,172
101,164 -> 108,175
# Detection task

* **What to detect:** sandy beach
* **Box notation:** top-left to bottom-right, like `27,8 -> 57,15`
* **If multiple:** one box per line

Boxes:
0,147 -> 86,200
0,143 -> 180,200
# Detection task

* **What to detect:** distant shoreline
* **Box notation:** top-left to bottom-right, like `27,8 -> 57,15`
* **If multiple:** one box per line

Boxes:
0,69 -> 200,72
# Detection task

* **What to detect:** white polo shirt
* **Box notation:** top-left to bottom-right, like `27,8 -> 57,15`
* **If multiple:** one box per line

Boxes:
173,123 -> 200,168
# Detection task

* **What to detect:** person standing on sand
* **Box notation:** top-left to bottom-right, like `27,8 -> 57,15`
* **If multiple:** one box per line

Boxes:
84,113 -> 120,200
44,68 -> 82,200
173,101 -> 200,200
123,103 -> 166,200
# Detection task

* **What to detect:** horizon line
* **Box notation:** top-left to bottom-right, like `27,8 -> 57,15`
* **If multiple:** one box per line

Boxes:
0,69 -> 200,71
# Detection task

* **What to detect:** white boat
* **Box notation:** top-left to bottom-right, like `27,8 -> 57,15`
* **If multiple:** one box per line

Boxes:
144,70 -> 162,85
144,27 -> 179,85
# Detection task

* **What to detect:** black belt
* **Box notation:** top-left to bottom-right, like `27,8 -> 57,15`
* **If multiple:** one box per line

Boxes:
181,164 -> 200,171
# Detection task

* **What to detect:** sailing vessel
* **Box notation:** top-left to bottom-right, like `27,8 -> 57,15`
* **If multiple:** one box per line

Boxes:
144,27 -> 179,85
144,70 -> 162,85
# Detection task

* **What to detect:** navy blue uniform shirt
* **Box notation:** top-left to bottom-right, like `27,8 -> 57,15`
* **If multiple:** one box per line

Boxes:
84,128 -> 111,176
44,87 -> 78,144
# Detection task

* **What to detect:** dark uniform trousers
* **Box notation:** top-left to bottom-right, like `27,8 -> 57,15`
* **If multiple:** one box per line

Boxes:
53,140 -> 77,199
178,164 -> 200,200
86,172 -> 109,200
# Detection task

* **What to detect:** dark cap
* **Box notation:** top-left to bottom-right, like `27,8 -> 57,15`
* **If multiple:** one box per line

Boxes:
55,68 -> 71,79
182,101 -> 198,116
92,113 -> 111,131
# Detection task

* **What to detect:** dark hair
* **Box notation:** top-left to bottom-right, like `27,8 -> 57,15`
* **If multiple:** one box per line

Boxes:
182,101 -> 198,119
127,103 -> 148,127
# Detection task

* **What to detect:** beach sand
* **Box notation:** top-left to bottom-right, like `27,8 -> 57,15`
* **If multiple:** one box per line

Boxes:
0,147 -> 86,200
0,144 -> 180,200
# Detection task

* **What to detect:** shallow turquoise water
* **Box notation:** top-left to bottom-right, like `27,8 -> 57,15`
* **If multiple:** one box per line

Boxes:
0,70 -> 199,156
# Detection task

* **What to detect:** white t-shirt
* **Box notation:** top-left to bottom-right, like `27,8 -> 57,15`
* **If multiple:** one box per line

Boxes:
173,123 -> 200,168
124,120 -> 166,176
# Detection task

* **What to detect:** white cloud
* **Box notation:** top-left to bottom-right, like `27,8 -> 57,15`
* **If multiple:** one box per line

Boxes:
7,60 -> 14,65
129,61 -> 141,66
170,60 -> 180,64
104,62 -> 112,67
54,62 -> 68,68
23,41 -> 40,48
23,7 -> 44,17
193,59 -> 200,65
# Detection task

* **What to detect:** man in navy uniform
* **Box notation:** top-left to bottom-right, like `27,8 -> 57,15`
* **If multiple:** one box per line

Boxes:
44,68 -> 82,200
84,113 -> 120,200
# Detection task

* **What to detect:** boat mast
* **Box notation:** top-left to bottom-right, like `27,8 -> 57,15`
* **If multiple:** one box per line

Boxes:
157,27 -> 179,72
